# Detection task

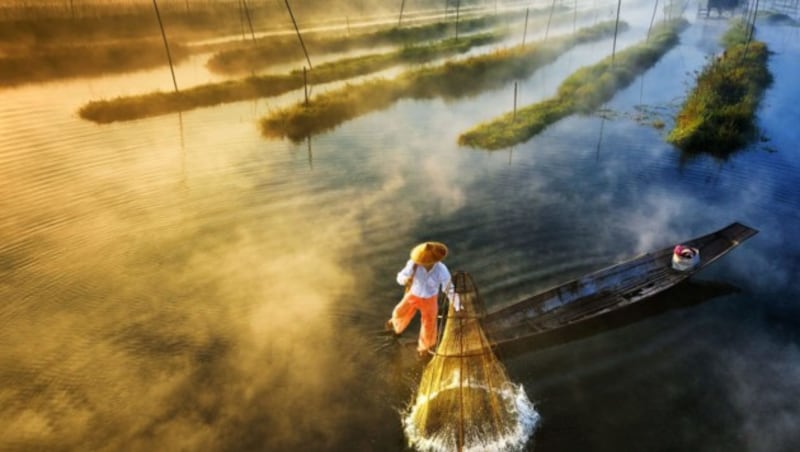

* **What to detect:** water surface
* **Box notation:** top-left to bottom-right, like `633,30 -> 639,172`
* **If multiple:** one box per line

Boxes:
1,9 -> 799,452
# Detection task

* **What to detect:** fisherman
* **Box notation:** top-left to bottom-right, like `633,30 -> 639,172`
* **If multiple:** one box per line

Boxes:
386,241 -> 461,356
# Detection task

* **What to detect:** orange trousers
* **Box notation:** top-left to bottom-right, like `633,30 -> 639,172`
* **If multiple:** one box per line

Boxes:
389,293 -> 439,352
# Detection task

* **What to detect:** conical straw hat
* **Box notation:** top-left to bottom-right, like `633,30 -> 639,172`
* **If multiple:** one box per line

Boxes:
410,242 -> 448,265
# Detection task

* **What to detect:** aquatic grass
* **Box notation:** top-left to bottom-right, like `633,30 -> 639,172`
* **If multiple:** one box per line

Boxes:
78,33 -> 501,123
666,24 -> 772,155
206,10 -> 529,74
261,79 -> 409,141
0,4 -> 515,84
457,99 -> 573,150
80,75 -> 305,124
259,20 -> 624,142
397,33 -> 502,62
720,18 -> 750,48
409,21 -> 626,99
0,1 -> 415,45
458,18 -> 689,150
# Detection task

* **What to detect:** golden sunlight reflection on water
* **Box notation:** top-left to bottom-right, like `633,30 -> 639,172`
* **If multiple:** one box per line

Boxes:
2,8 -> 800,451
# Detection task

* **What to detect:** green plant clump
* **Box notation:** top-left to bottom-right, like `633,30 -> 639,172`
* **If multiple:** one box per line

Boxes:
78,32 -> 500,123
666,28 -> 772,155
458,18 -> 688,150
720,18 -> 750,48
262,79 -> 407,141
260,20 -> 625,142
207,11 -> 522,75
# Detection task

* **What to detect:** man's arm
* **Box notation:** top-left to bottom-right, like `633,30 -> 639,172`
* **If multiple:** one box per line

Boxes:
396,260 -> 415,286
439,267 -> 462,311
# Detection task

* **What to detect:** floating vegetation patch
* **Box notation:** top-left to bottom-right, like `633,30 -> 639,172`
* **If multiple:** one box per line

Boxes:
632,104 -> 674,129
261,78 -> 405,142
260,20 -> 624,142
78,33 -> 500,124
1,2 -> 476,45
0,2 -> 305,84
667,19 -> 772,156
206,11 -> 527,75
457,18 -> 688,150
720,17 -> 750,48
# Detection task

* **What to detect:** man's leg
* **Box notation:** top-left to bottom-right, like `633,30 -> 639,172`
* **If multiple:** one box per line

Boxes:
389,293 -> 419,334
417,294 -> 439,353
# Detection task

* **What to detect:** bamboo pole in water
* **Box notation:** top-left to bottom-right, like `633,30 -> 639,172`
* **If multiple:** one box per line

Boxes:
513,82 -> 518,121
399,0 -> 406,26
238,0 -> 246,41
284,0 -> 312,69
647,0 -> 659,41
544,0 -> 557,42
242,0 -> 257,43
610,0 -> 622,67
595,116 -> 606,161
741,0 -> 760,62
573,0 -> 578,34
748,0 -> 760,42
307,136 -> 313,170
152,0 -> 178,92
522,7 -> 530,46
455,0 -> 461,40
303,66 -> 309,106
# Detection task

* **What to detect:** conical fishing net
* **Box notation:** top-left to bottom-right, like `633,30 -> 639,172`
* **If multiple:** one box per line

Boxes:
402,271 -> 539,452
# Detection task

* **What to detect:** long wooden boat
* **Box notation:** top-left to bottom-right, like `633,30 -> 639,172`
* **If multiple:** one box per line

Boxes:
481,222 -> 758,349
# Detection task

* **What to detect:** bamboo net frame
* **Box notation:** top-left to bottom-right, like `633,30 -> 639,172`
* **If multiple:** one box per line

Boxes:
403,271 -> 539,452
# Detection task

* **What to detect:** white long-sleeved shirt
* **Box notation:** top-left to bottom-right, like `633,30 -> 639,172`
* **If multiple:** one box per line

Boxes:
396,260 -> 452,299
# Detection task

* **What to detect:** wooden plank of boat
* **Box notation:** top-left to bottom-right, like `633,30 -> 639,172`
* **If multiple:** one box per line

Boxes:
481,222 -> 758,348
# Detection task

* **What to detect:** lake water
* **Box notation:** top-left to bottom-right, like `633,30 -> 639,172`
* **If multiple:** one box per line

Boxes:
2,7 -> 799,452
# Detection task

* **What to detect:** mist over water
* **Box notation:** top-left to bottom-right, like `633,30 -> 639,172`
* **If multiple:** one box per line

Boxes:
2,1 -> 800,451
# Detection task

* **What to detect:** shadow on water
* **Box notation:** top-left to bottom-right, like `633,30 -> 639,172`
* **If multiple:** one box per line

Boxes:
307,135 -> 313,170
367,276 -> 740,380
492,278 -> 741,360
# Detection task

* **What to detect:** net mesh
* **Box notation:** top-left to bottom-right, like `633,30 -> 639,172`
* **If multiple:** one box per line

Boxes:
402,271 -> 539,452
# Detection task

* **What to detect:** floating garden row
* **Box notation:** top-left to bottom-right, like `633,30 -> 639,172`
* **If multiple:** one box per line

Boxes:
259,20 -> 626,142
457,18 -> 689,150
666,19 -> 772,155
78,32 -> 503,123
206,8 -> 542,74
4,9 -> 521,86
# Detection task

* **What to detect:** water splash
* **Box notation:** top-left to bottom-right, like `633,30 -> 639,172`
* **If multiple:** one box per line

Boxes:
400,272 -> 540,451
402,375 -> 539,452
